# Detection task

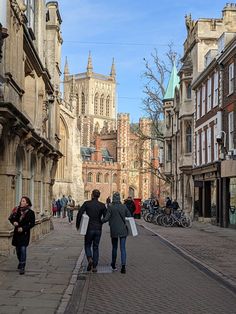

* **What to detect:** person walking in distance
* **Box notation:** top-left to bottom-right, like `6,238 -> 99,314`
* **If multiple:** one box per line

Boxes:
60,195 -> 68,218
124,196 -> 136,217
8,196 -> 35,275
67,195 -> 75,224
102,192 -> 131,274
76,189 -> 106,273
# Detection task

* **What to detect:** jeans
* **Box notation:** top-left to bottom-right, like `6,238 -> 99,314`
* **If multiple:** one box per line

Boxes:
16,246 -> 27,269
84,229 -> 102,267
67,209 -> 73,222
111,237 -> 127,266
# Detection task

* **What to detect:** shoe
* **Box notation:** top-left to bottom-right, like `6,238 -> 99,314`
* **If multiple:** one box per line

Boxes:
19,268 -> 25,275
121,265 -> 126,274
111,263 -> 117,271
92,267 -> 97,273
87,257 -> 93,271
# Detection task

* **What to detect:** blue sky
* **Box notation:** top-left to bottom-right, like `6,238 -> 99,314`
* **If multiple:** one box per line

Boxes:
58,0 -> 229,122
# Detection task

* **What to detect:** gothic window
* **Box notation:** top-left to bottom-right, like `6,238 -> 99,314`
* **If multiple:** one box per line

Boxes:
106,96 -> 110,116
100,94 -> 104,116
81,92 -> 85,114
185,123 -> 192,153
87,172 -> 93,182
96,173 -> 102,183
186,83 -> 191,99
104,173 -> 109,183
112,174 -> 117,184
94,93 -> 99,115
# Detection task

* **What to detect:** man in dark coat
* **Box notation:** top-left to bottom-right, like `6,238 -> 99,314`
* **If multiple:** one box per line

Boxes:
76,189 -> 106,272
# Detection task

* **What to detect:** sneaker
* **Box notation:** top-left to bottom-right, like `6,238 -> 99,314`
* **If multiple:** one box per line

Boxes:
111,263 -> 117,271
87,257 -> 93,272
121,265 -> 126,274
92,267 -> 97,273
19,268 -> 25,275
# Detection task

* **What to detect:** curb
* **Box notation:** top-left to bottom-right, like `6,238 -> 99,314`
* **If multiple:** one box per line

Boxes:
56,248 -> 85,314
138,222 -> 236,295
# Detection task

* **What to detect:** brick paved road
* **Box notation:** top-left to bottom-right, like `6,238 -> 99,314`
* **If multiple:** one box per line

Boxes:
66,224 -> 236,314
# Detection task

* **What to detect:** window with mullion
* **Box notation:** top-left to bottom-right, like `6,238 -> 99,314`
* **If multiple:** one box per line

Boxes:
213,71 -> 219,107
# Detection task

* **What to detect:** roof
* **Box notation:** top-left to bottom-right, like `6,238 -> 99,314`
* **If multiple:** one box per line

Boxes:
163,63 -> 180,100
81,147 -> 113,161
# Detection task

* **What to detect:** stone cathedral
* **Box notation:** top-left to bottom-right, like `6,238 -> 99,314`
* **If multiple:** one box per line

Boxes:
57,53 -> 161,204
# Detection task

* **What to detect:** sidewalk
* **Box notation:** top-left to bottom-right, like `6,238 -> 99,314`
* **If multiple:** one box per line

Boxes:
137,219 -> 236,292
0,217 -> 84,314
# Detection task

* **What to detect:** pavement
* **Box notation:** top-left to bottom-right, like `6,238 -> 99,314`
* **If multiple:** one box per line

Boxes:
0,216 -> 235,313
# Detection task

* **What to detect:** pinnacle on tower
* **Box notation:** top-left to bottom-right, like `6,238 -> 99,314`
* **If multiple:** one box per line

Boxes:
163,61 -> 179,100
87,51 -> 93,75
64,56 -> 70,76
110,58 -> 116,78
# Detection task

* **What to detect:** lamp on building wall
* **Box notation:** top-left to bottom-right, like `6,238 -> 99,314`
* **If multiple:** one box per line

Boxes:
0,23 -> 8,63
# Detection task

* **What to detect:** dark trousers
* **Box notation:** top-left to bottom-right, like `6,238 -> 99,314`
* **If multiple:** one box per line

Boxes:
111,237 -> 127,266
84,229 -> 102,267
16,246 -> 27,269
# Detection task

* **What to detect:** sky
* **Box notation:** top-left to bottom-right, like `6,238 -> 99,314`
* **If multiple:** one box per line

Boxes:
58,0 -> 229,122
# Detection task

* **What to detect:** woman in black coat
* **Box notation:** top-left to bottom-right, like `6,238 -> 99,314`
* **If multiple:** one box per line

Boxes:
9,196 -> 35,274
102,192 -> 131,274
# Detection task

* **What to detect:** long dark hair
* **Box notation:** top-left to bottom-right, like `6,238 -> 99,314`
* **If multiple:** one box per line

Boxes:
19,196 -> 32,207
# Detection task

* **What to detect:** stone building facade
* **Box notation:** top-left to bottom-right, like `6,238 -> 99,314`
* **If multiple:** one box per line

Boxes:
0,1 -> 62,254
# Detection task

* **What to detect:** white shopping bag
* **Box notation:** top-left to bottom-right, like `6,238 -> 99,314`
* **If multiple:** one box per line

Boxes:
78,213 -> 89,235
125,217 -> 138,237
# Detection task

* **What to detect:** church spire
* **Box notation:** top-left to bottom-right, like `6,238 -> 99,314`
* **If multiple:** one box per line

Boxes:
110,58 -> 116,79
87,51 -> 93,76
163,61 -> 179,100
64,56 -> 69,76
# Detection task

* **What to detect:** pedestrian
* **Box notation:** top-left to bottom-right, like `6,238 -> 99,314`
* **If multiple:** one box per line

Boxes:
67,195 -> 75,224
106,196 -> 111,208
124,196 -> 136,217
172,199 -> 180,211
60,195 -> 68,218
102,192 -> 131,274
52,198 -> 57,217
56,198 -> 62,218
76,189 -> 106,273
8,196 -> 35,275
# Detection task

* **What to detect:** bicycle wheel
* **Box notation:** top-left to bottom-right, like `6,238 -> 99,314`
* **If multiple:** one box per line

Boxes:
162,215 -> 174,227
181,217 -> 192,228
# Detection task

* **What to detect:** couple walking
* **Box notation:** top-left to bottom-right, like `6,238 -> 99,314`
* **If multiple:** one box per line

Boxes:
76,189 -> 131,274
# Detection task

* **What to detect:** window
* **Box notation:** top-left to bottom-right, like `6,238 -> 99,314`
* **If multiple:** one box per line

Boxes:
81,92 -> 85,114
214,124 -> 218,161
207,128 -> 212,163
201,131 -> 205,164
112,174 -> 117,184
197,89 -> 201,120
94,93 -> 99,115
229,112 -> 234,150
25,0 -> 35,32
229,63 -> 234,94
186,83 -> 191,99
167,142 -> 172,161
104,173 -> 109,183
106,96 -> 110,116
207,78 -> 212,112
186,123 -> 192,153
202,84 -> 206,116
213,72 -> 219,107
96,173 -> 102,183
87,172 -> 93,182
196,133 -> 200,166
100,94 -> 104,115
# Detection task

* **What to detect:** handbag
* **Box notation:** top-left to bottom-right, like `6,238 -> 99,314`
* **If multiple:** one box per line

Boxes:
125,217 -> 138,237
78,213 -> 89,235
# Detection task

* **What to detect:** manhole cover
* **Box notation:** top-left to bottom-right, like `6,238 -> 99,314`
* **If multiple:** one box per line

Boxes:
80,265 -> 113,274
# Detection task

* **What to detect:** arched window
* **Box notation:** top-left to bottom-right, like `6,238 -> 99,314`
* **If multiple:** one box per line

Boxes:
100,94 -> 104,116
186,123 -> 192,153
81,92 -> 85,114
106,96 -> 110,116
96,173 -> 102,183
94,93 -> 99,115
186,83 -> 191,99
112,174 -> 117,184
104,173 -> 109,183
87,172 -> 93,182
